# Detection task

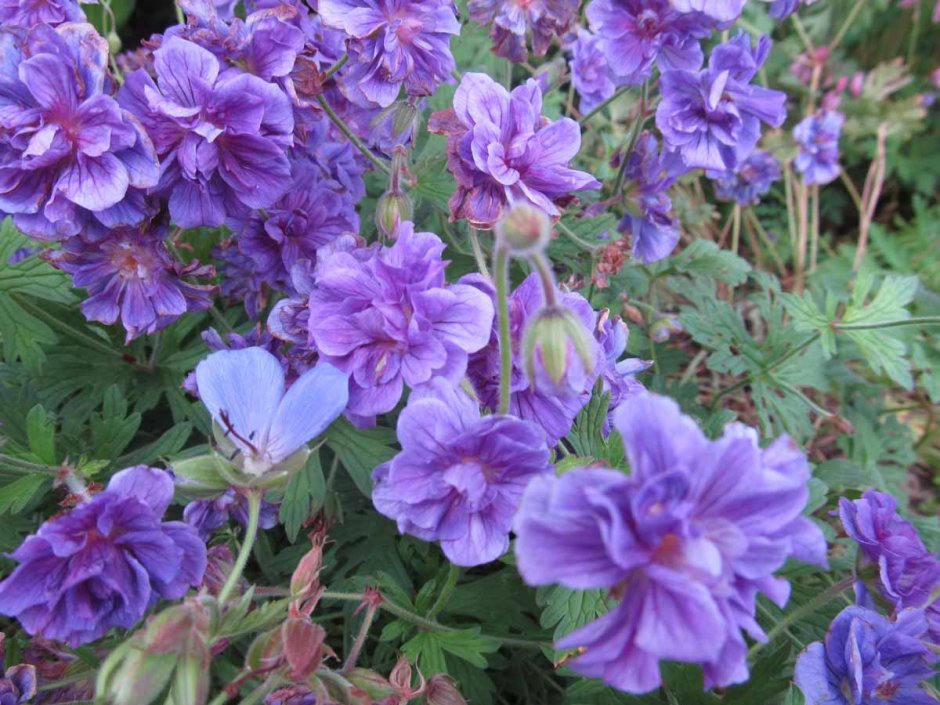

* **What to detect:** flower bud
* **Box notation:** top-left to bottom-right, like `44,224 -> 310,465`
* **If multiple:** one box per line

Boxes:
425,675 -> 468,705
290,530 -> 326,614
522,305 -> 596,388
495,204 -> 551,255
107,31 -> 122,55
376,190 -> 414,237
389,654 -> 425,698
345,668 -> 397,700
281,618 -> 327,680
650,315 -> 684,343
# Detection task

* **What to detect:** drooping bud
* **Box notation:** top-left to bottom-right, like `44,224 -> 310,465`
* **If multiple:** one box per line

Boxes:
495,204 -> 551,255
376,190 -> 414,237
389,654 -> 426,700
425,675 -> 468,705
522,305 -> 597,388
281,618 -> 328,680
289,529 -> 327,616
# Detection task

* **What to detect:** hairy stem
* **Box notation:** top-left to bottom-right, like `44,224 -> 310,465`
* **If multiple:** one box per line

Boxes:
578,85 -> 632,124
316,96 -> 390,174
341,601 -> 378,674
217,489 -> 263,606
427,564 -> 461,620
494,247 -> 513,415
323,53 -> 348,80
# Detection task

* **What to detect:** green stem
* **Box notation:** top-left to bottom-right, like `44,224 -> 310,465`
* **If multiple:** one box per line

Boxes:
217,490 -> 263,606
835,316 -> 940,331
469,228 -> 489,277
578,85 -> 632,124
494,247 -> 512,415
316,96 -> 390,174
427,564 -> 461,620
529,253 -> 558,307
324,53 -> 348,80
831,0 -> 866,51
809,184 -> 820,274
555,220 -> 598,253
731,204 -> 742,256
745,208 -> 785,275
341,600 -> 378,674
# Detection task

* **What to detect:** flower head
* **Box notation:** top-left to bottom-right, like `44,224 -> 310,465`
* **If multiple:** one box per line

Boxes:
468,0 -> 580,62
656,32 -> 786,171
318,0 -> 459,107
0,0 -> 84,28
670,0 -> 746,21
513,393 -> 827,693
0,466 -> 207,647
0,23 -> 159,240
793,110 -> 843,185
195,347 -> 349,477
183,488 -> 280,539
306,223 -> 494,423
118,36 -> 294,227
795,606 -> 937,705
428,73 -> 599,229
372,380 -> 551,566
708,149 -> 781,205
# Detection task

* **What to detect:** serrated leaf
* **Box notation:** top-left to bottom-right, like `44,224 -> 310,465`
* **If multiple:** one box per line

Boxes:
0,293 -> 57,369
90,386 -> 142,461
215,597 -> 290,639
661,239 -> 751,286
0,475 -> 47,515
537,585 -> 610,642
402,628 -> 499,673
279,452 -> 326,542
25,404 -> 56,465
326,418 -> 397,497
0,219 -> 75,304
116,423 -> 193,468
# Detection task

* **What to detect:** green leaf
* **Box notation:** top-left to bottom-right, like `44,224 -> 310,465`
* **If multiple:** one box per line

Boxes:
402,628 -> 499,673
90,385 -> 142,462
537,585 -> 610,641
279,452 -> 326,542
116,423 -> 193,468
326,418 -> 397,497
0,293 -> 57,369
659,239 -> 751,286
0,219 -> 75,304
0,475 -> 47,515
25,404 -> 56,465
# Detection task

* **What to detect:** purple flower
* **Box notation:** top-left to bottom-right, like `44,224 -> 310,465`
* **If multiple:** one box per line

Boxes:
306,223 -> 494,423
793,110 -> 843,185
513,393 -> 827,693
0,636 -> 36,705
708,149 -> 781,205
670,0 -> 746,21
795,606 -> 937,705
467,0 -> 579,63
373,380 -> 551,566
264,686 -> 317,705
466,273 -> 600,444
318,0 -> 459,107
568,29 -> 621,114
619,131 -> 687,263
0,0 -> 84,27
0,466 -> 207,648
195,347 -> 349,477
765,0 -> 811,19
428,73 -> 599,229
595,310 -> 650,431
183,488 -> 279,539
656,33 -> 787,171
47,224 -> 216,342
237,159 -> 359,293
118,36 -> 294,228
0,23 -> 159,240
586,0 -> 715,84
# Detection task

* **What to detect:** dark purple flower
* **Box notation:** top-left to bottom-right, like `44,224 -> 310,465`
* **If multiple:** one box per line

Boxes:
513,393 -> 827,693
0,0 -> 84,27
656,33 -> 787,171
467,0 -> 579,63
568,29 -> 621,114
307,223 -> 494,423
708,149 -> 781,205
293,111 -> 368,202
670,0 -> 745,21
586,0 -> 715,84
795,606 -> 937,705
466,273 -> 601,444
47,223 -> 216,342
183,488 -> 279,539
0,636 -> 36,705
0,23 -> 159,240
373,380 -> 551,566
428,73 -> 599,229
0,466 -> 207,648
118,36 -> 294,228
318,0 -> 459,107
793,110 -> 843,185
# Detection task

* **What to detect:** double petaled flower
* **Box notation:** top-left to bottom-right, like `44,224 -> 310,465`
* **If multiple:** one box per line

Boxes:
468,0 -> 580,63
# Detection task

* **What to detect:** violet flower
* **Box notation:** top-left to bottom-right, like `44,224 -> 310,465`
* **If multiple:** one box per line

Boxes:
670,0 -> 746,21
0,23 -> 159,240
657,33 -> 787,171
0,0 -> 84,27
793,110 -> 843,185
467,0 -> 580,63
428,73 -> 599,229
709,149 -> 781,205
0,466 -> 207,648
306,223 -> 494,423
318,0 -> 459,107
595,309 -> 651,431
118,36 -> 294,228
795,606 -> 937,705
183,488 -> 280,539
513,393 -> 827,693
0,635 -> 35,705
372,380 -> 551,566
568,29 -> 622,114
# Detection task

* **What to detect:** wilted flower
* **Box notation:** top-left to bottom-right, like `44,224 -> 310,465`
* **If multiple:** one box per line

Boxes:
318,0 -> 459,107
795,606 -> 937,705
513,393 -> 827,693
118,36 -> 294,227
793,110 -> 844,185
0,0 -> 84,27
372,380 -> 551,566
467,0 -> 579,63
307,224 -> 494,423
0,466 -> 207,647
195,347 -> 349,477
709,149 -> 781,205
657,33 -> 786,171
0,23 -> 159,240
47,223 -> 216,342
428,73 -> 599,229
183,488 -> 280,539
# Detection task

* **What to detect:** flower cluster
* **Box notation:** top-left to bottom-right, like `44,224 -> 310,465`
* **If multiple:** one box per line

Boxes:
468,0 -> 579,63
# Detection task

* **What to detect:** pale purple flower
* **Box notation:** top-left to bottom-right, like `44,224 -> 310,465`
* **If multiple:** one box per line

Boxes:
0,23 -> 159,240
0,466 -> 206,647
0,637 -> 35,705
468,0 -> 580,63
428,73 -> 599,229
0,0 -> 84,27
195,347 -> 349,477
372,380 -> 551,566
657,33 -> 787,171
670,0 -> 745,21
118,36 -> 294,228
586,0 -> 715,84
318,0 -> 459,107
795,607 -> 937,705
47,224 -> 216,342
307,223 -> 494,422
794,110 -> 843,185
595,310 -> 650,431
708,149 -> 781,205
183,488 -> 279,539
514,393 -> 827,693
568,29 -> 622,114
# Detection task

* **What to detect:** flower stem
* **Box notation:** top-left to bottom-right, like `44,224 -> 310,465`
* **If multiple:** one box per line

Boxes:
529,253 -> 558,308
731,204 -> 742,256
324,53 -> 348,80
217,489 -> 263,606
316,96 -> 390,174
469,228 -> 489,277
809,184 -> 820,274
427,564 -> 461,620
494,246 -> 513,415
834,316 -> 940,332
341,600 -> 378,674
831,0 -> 866,51
578,85 -> 632,125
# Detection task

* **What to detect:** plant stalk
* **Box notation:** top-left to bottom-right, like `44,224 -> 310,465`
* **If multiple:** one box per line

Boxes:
217,489 -> 263,606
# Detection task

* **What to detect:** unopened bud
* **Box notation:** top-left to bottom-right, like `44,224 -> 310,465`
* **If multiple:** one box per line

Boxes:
346,668 -> 397,700
376,190 -> 414,237
495,204 -> 551,255
522,305 -> 596,388
425,675 -> 468,705
281,618 -> 328,680
107,32 -> 122,55
389,654 -> 425,698
290,530 -> 326,613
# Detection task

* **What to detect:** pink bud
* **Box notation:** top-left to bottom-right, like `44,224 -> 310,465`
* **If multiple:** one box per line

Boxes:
425,675 -> 468,705
282,618 -> 328,680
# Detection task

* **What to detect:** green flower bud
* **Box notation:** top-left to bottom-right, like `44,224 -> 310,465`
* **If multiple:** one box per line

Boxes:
376,189 -> 414,237
107,32 -> 122,55
495,204 -> 551,255
345,668 -> 397,700
522,305 -> 596,387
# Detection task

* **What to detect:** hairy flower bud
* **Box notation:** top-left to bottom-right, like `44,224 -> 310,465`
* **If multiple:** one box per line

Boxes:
281,618 -> 328,680
425,675 -> 468,705
346,668 -> 397,700
495,204 -> 551,255
522,305 -> 596,387
376,190 -> 414,237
